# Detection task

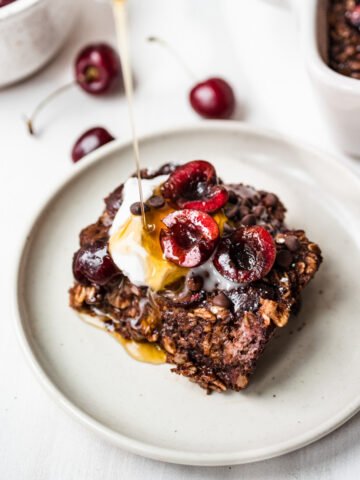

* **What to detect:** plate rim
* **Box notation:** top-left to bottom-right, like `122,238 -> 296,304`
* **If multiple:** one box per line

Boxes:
12,121 -> 360,466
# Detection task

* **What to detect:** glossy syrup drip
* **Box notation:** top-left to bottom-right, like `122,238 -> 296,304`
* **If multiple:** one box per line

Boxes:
112,333 -> 166,365
112,0 -> 154,232
109,1 -> 167,363
79,313 -> 166,365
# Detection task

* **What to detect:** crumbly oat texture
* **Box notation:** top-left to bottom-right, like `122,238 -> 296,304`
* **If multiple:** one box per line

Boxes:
328,0 -> 360,79
69,165 -> 322,393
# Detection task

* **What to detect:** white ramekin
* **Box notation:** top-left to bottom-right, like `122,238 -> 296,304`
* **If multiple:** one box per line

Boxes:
0,0 -> 82,88
266,0 -> 360,157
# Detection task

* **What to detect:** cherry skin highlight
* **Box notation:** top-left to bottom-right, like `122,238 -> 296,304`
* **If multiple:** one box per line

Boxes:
71,127 -> 114,162
73,242 -> 120,285
75,43 -> 121,94
160,209 -> 220,268
161,160 -> 228,213
0,0 -> 17,6
190,78 -> 235,119
213,226 -> 276,284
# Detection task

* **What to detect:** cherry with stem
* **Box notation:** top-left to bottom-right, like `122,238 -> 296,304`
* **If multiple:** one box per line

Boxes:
147,36 -> 236,119
25,43 -> 122,136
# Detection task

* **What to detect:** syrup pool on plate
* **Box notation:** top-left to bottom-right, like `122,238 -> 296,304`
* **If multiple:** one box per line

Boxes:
79,313 -> 166,365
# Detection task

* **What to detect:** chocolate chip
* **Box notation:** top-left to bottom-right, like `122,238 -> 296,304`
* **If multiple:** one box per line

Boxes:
223,222 -> 235,234
238,205 -> 250,217
253,205 -> 265,217
276,250 -> 293,269
284,235 -> 300,252
263,193 -> 278,208
212,292 -> 231,308
225,204 -> 239,219
241,214 -> 257,226
130,202 -> 150,215
237,185 -> 257,200
227,190 -> 238,204
243,198 -> 253,208
147,195 -> 165,209
187,275 -> 203,292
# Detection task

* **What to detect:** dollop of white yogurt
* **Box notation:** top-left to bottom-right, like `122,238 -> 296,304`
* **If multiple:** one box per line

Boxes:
108,175 -> 168,286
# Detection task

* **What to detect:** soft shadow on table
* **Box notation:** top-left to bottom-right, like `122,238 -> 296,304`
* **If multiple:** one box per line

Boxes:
231,101 -> 248,122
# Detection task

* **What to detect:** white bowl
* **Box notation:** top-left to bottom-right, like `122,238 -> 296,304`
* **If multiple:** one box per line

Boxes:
0,0 -> 82,88
266,0 -> 360,156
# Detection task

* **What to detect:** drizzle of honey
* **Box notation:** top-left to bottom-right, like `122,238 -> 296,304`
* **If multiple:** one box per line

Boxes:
112,332 -> 166,365
141,203 -> 186,291
79,313 -> 166,365
142,205 -> 228,289
97,1 -> 230,366
112,0 -> 152,232
111,0 -> 228,291
110,201 -> 228,292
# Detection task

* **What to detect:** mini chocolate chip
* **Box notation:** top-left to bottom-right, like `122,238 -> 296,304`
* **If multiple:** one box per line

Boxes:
187,275 -> 203,292
239,205 -> 250,217
263,193 -> 278,207
253,205 -> 265,217
237,185 -> 257,200
130,202 -> 150,215
223,222 -> 235,234
241,214 -> 257,226
227,190 -> 238,204
147,195 -> 165,209
225,204 -> 239,219
284,235 -> 300,252
276,250 -> 293,269
212,292 -> 231,308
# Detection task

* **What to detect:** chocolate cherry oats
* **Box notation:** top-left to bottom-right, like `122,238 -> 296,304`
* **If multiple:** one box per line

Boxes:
69,160 -> 322,393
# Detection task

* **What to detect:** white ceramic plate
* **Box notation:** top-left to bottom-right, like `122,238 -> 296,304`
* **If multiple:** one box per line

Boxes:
14,123 -> 360,466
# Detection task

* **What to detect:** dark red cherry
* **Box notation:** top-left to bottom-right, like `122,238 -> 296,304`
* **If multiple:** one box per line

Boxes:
73,242 -> 120,285
0,0 -> 16,6
213,226 -> 276,284
75,43 -> 121,94
161,160 -> 228,213
71,127 -> 114,162
345,5 -> 360,29
160,209 -> 219,268
190,78 -> 235,119
26,43 -> 121,135
147,37 -> 236,120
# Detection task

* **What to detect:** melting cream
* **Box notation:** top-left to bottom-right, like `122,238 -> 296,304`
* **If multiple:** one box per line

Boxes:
191,258 -> 240,292
108,175 -> 187,291
109,176 -> 168,236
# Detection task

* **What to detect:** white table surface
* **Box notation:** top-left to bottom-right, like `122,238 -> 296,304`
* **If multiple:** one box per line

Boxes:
1,0 -> 360,478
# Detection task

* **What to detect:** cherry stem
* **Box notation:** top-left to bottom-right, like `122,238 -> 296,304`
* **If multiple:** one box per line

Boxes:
147,36 -> 198,82
25,81 -> 76,135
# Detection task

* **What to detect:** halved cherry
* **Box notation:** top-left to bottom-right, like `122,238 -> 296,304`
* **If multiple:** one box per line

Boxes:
213,226 -> 276,284
160,209 -> 219,268
161,160 -> 228,213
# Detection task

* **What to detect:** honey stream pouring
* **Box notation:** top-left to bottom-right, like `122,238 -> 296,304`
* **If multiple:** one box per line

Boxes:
112,0 -> 154,232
